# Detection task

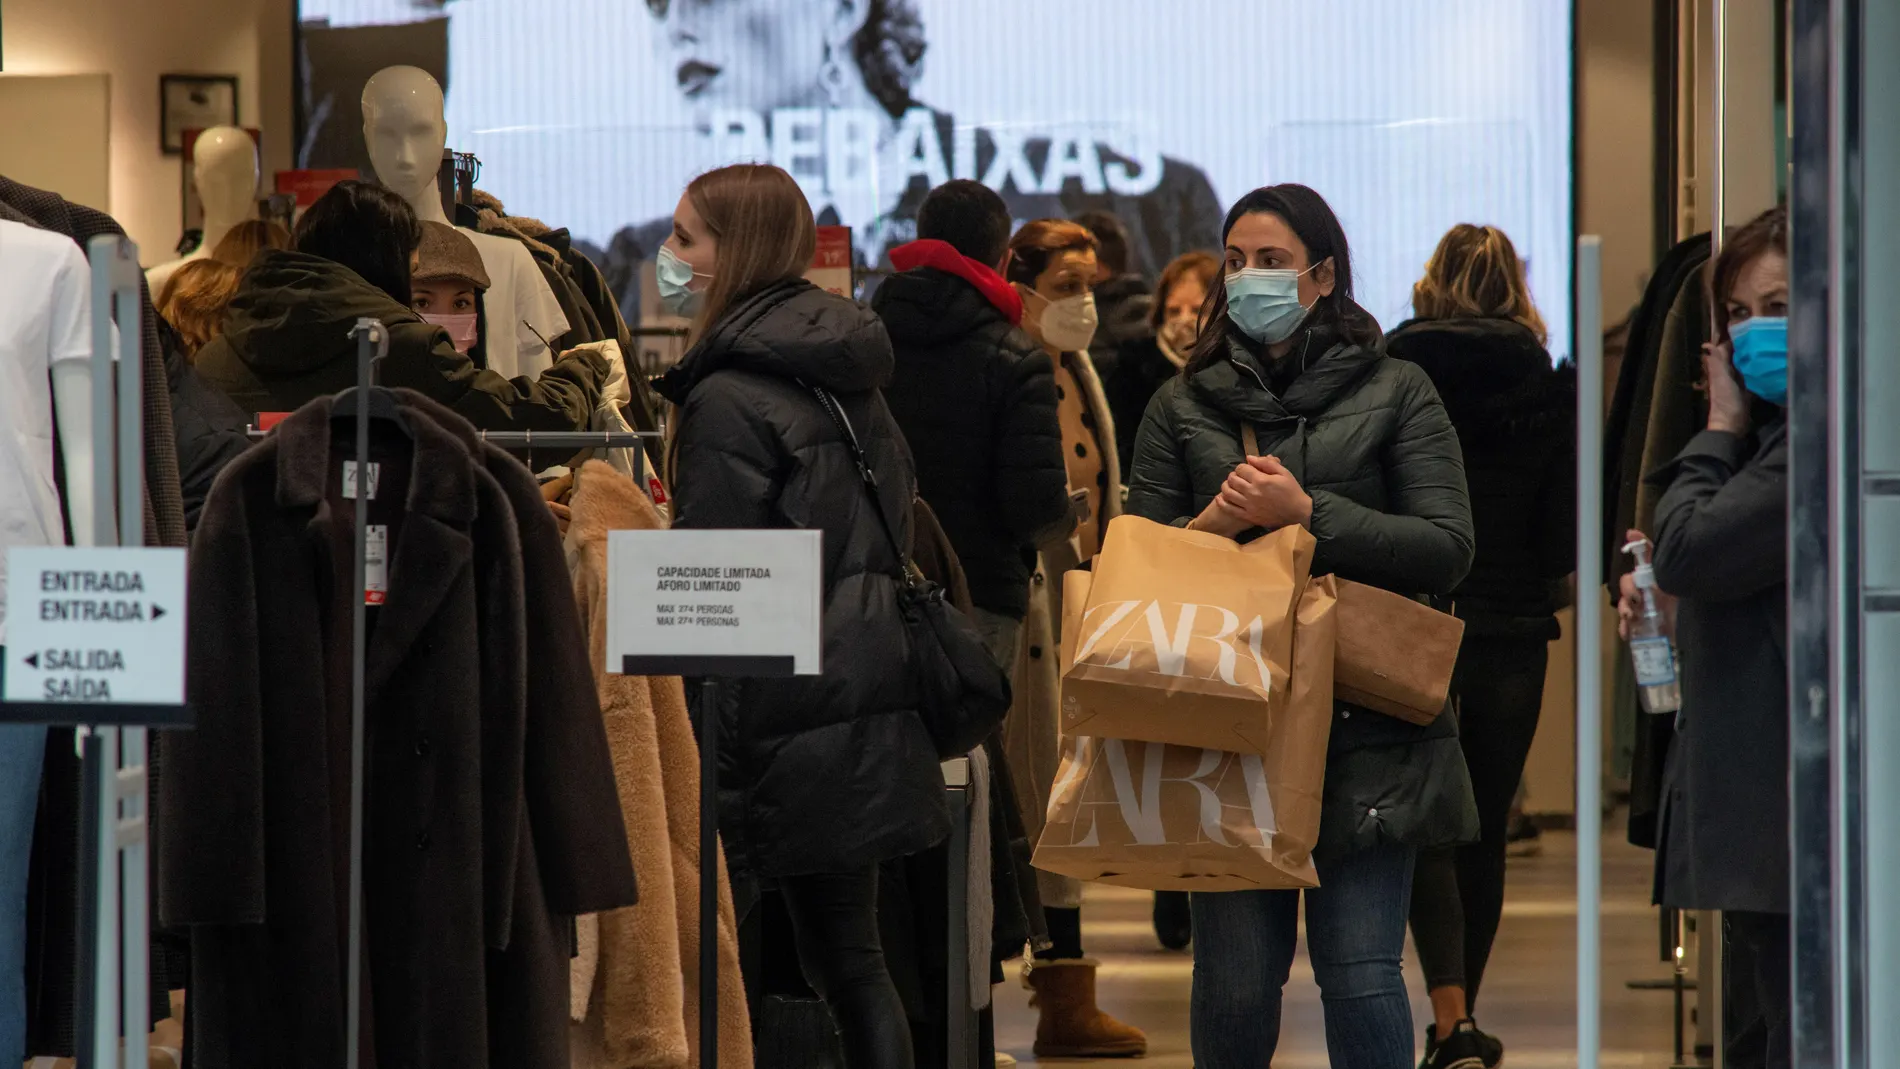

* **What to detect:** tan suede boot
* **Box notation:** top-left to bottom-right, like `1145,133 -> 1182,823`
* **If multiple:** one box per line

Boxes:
1025,958 -> 1148,1058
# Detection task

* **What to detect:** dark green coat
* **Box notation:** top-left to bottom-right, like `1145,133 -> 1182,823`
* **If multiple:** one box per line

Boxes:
1124,321 -> 1480,856
196,250 -> 607,433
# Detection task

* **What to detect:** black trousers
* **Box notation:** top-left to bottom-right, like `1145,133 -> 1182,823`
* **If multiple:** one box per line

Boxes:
1408,634 -> 1550,1005
1724,911 -> 1792,1069
779,868 -> 915,1069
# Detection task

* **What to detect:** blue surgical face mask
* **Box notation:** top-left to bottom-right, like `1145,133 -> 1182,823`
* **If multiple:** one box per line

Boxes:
1226,262 -> 1321,345
1728,315 -> 1788,406
657,243 -> 709,318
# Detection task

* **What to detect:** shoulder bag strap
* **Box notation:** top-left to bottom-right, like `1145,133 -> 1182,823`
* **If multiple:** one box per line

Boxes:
807,385 -> 915,581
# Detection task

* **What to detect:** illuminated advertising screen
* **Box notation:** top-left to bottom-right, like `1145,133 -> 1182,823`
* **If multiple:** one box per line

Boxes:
296,0 -> 1573,357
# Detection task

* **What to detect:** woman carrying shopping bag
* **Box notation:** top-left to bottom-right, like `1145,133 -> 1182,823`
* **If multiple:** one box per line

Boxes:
1123,183 -> 1478,1069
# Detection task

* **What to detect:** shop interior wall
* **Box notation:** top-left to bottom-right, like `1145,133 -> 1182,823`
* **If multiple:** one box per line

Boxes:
1519,0 -> 1662,819
0,0 -> 294,263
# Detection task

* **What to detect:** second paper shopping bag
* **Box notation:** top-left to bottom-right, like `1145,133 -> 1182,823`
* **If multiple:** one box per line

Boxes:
1060,515 -> 1315,756
1033,573 -> 1339,891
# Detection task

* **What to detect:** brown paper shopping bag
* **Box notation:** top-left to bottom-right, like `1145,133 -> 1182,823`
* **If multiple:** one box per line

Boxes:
1332,578 -> 1465,725
1033,573 -> 1338,891
1060,516 -> 1315,757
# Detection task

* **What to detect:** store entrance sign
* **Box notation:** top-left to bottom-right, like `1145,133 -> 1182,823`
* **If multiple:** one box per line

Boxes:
2,546 -> 190,725
606,530 -> 822,679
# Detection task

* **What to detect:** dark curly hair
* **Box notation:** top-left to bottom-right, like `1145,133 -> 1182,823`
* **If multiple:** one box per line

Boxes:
852,0 -> 927,118
643,0 -> 926,117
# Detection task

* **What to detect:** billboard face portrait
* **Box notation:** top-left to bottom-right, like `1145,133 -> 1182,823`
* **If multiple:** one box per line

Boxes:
298,0 -> 1571,357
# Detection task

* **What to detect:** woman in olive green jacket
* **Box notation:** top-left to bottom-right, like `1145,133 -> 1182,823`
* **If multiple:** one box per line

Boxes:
1124,184 -> 1477,1069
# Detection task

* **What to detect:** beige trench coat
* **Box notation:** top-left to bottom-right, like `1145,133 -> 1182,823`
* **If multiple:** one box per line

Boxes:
1005,350 -> 1123,910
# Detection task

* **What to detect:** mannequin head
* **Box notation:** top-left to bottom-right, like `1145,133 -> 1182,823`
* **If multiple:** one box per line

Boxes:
192,126 -> 260,232
361,66 -> 449,219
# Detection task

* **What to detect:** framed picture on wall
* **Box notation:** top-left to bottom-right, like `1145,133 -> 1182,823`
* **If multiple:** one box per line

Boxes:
159,74 -> 238,155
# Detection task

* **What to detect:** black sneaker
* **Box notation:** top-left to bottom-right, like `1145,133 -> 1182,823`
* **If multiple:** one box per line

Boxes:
1152,890 -> 1192,950
1422,1019 -> 1503,1069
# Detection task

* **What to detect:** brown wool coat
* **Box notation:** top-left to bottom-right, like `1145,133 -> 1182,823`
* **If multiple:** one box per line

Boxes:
563,462 -> 753,1069
160,393 -> 637,1069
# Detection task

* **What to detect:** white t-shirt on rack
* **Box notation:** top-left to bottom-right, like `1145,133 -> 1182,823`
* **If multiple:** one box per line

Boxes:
0,219 -> 93,643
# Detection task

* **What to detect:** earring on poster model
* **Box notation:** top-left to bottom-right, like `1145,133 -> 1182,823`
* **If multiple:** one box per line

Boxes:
820,46 -> 847,108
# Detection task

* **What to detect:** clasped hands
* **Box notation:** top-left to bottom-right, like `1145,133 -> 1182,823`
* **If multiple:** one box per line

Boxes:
1189,454 -> 1313,539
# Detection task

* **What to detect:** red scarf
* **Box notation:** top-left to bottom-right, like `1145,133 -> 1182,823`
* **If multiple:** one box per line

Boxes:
889,239 -> 1024,325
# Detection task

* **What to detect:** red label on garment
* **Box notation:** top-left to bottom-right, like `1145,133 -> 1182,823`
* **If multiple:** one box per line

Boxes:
647,476 -> 669,505
274,168 -> 360,208
256,412 -> 290,431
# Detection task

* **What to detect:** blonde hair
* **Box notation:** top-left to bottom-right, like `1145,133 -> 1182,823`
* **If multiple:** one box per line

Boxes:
210,219 -> 291,267
687,164 -> 818,338
1412,224 -> 1547,344
156,259 -> 242,361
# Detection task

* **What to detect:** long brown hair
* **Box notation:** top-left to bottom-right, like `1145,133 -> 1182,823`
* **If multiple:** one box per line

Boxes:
1710,205 -> 1789,343
1187,184 -> 1379,374
1411,223 -> 1547,343
211,219 -> 291,267
686,164 -> 817,337
156,259 -> 242,361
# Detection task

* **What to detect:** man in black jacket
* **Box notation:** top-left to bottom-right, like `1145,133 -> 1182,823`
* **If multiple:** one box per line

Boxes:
1073,209 -> 1154,381
874,180 -> 1074,667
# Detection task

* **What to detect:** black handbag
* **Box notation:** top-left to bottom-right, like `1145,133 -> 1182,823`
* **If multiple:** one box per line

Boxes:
809,386 -> 1012,759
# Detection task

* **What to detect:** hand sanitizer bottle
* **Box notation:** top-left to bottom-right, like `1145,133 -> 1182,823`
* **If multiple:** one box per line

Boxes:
1623,538 -> 1681,715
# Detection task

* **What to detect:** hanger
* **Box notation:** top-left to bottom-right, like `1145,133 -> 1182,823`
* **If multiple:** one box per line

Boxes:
331,318 -> 412,435
331,385 -> 412,434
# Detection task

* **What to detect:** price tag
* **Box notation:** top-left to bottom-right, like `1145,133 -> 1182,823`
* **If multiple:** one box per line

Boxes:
2,546 -> 190,725
605,530 -> 822,678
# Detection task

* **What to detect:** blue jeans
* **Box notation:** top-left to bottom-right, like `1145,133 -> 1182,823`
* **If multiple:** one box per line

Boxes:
0,721 -> 48,1064
1191,842 -> 1418,1069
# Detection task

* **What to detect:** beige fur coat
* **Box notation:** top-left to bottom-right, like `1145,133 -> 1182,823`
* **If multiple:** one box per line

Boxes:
564,462 -> 752,1069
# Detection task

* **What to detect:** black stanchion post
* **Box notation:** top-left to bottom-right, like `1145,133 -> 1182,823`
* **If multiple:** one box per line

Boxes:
700,676 -> 720,1069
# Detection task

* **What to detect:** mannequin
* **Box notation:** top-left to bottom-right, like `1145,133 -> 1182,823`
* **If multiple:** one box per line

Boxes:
50,366 -> 94,548
145,126 -> 259,297
1,222 -> 93,1065
360,66 -> 568,378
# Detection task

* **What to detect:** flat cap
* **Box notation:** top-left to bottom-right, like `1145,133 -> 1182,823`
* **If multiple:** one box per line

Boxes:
415,221 -> 491,290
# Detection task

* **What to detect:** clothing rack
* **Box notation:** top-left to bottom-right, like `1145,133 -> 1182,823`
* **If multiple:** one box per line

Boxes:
339,319 -> 383,1069
246,428 -> 657,447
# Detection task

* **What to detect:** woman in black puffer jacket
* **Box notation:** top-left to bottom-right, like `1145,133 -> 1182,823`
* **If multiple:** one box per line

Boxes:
652,163 -> 948,1069
1124,184 -> 1476,1069
1386,223 -> 1575,1069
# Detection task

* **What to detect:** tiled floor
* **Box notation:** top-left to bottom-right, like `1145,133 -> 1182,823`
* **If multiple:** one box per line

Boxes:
994,829 -> 1685,1067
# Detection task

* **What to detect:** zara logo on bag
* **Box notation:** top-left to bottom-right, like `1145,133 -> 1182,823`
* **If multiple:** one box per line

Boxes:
1071,599 -> 1279,690
1051,737 -> 1280,849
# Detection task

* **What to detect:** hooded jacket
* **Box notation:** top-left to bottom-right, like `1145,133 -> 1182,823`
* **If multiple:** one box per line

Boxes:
156,315 -> 252,532
1124,314 -> 1479,854
1386,316 -> 1576,637
875,242 -> 1073,618
653,278 -> 952,879
194,249 -> 607,432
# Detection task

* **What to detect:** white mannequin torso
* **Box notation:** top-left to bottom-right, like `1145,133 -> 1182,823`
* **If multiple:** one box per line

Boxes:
1,221 -> 97,642
145,126 -> 259,298
360,66 -> 566,377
